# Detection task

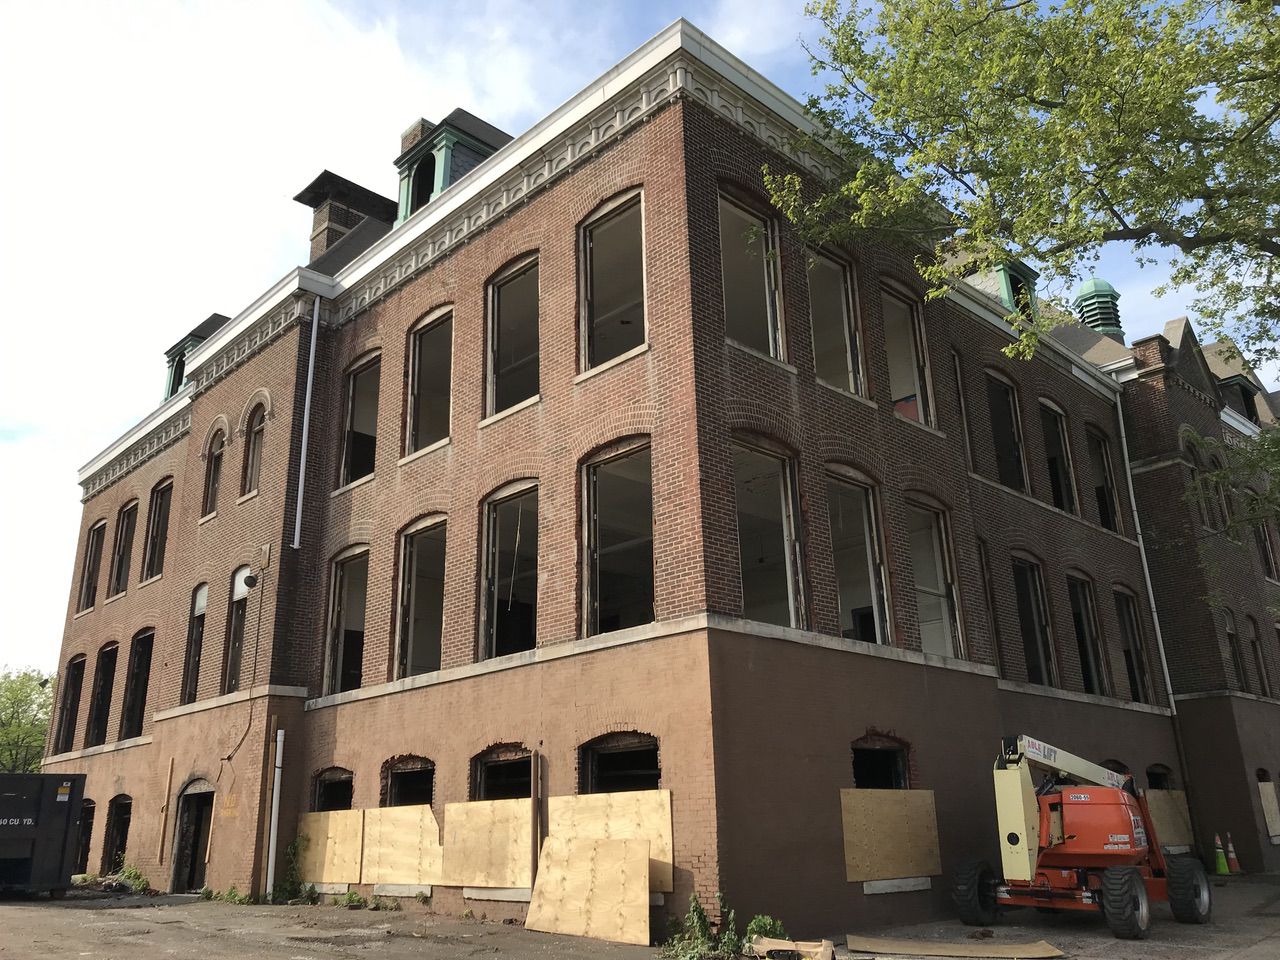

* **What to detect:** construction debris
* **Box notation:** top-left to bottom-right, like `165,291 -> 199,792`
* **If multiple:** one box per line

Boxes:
845,934 -> 1064,959
746,934 -> 835,959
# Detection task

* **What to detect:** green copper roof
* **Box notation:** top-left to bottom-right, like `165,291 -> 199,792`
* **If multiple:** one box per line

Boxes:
1073,277 -> 1119,303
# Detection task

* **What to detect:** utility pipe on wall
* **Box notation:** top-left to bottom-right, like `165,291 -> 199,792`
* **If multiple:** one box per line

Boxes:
265,727 -> 285,900
292,295 -> 321,549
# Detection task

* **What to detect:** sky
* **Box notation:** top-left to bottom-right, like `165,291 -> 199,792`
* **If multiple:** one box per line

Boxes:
0,0 -> 1256,673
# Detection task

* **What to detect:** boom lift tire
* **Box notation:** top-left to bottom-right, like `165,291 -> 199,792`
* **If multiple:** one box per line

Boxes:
1166,856 -> 1212,924
1101,866 -> 1152,940
952,858 -> 999,926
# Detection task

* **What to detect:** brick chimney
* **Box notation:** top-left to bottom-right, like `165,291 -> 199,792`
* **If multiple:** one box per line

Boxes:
293,171 -> 397,263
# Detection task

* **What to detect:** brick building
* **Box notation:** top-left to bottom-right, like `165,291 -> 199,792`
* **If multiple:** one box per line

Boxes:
44,21 -> 1207,934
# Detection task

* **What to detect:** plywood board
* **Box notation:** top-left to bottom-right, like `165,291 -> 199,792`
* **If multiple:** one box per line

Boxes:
749,936 -> 834,959
440,798 -> 531,888
1146,789 -> 1195,847
296,810 -> 363,885
547,789 -> 673,892
846,935 -> 1063,958
839,788 -> 941,882
361,804 -> 443,885
526,837 -> 649,946
1258,781 -> 1280,842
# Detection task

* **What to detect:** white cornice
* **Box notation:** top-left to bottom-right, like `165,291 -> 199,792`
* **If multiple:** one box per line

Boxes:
1221,405 -> 1262,438
77,390 -> 191,482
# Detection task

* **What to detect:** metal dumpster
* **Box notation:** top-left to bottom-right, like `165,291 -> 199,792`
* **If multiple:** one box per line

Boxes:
0,773 -> 86,896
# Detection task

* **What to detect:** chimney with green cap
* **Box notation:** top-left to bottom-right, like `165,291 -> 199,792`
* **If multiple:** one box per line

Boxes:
1073,278 -> 1124,343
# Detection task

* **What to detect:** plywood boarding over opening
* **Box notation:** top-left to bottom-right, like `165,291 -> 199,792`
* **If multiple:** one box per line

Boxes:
526,837 -> 650,945
547,789 -> 673,892
840,788 -> 941,882
441,798 -> 532,888
1146,789 -> 1195,847
1258,781 -> 1280,843
297,810 -> 364,885
361,804 -> 444,885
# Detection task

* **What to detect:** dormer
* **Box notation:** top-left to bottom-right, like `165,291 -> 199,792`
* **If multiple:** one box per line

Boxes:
394,109 -> 512,223
995,260 -> 1039,320
164,313 -> 228,399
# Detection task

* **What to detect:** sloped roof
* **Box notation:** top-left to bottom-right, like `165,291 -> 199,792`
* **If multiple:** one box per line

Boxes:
307,216 -> 393,276
1045,318 -> 1131,367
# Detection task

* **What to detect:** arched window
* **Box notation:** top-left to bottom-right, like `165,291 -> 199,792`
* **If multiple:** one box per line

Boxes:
76,519 -> 107,612
397,518 -> 446,679
471,743 -> 531,801
118,629 -> 154,740
141,478 -> 173,580
241,405 -> 266,496
181,584 -> 208,705
1185,441 -> 1214,529
1146,764 -> 1174,790
825,469 -> 891,645
53,655 -> 86,754
101,794 -> 132,875
75,799 -> 95,874
1246,616 -> 1271,698
380,756 -> 435,807
107,500 -> 139,597
1225,609 -> 1247,692
579,732 -> 660,794
202,430 -> 225,516
851,731 -> 911,789
313,767 -> 353,811
223,566 -> 252,695
84,642 -> 119,748
482,483 -> 538,659
410,153 -> 436,214
173,780 -> 215,893
1257,768 -> 1272,783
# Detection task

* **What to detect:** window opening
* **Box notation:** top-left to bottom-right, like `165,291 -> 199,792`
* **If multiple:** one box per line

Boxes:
74,799 -> 95,874
314,769 -> 353,811
119,631 -> 153,740
587,446 -> 655,636
809,252 -> 862,394
223,566 -> 252,695
852,746 -> 908,789
906,504 -> 960,657
584,197 -> 645,368
827,476 -> 890,644
1067,576 -> 1108,695
1146,765 -> 1173,790
53,656 -> 85,754
77,521 -> 106,611
408,314 -> 452,453
101,795 -> 131,875
173,784 -> 214,892
84,643 -> 118,748
1041,404 -> 1078,513
1247,617 -> 1271,698
489,261 -> 540,414
580,733 -> 660,794
882,290 -> 931,424
398,522 -> 446,677
733,445 -> 804,628
484,488 -> 538,658
473,748 -> 532,801
385,759 -> 435,807
341,360 -> 380,485
1226,609 -> 1247,692
1087,429 -> 1121,532
328,554 -> 367,694
141,480 -> 172,580
718,195 -> 781,358
241,405 -> 265,495
985,375 -> 1026,491
106,502 -> 137,597
1012,558 -> 1056,686
1114,590 -> 1152,704
181,583 -> 207,705
203,431 -> 224,516
977,538 -> 1005,677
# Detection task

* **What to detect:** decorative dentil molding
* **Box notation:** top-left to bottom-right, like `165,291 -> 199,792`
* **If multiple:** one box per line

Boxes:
81,407 -> 192,501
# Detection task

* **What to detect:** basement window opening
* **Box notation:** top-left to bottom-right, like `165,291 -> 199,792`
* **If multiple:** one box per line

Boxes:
489,259 -> 540,415
75,799 -> 95,874
580,733 -> 660,794
53,656 -> 85,754
852,746 -> 908,789
733,444 -> 804,629
384,759 -> 435,807
408,313 -> 452,454
1040,403 -> 1078,513
341,359 -> 380,485
484,487 -> 538,659
472,748 -> 532,801
118,630 -> 153,741
203,430 -> 225,516
222,566 -> 251,695
1086,429 -> 1121,532
181,583 -> 207,705
101,795 -> 131,876
1146,764 -> 1173,790
985,374 -> 1026,492
1067,575 -> 1108,696
398,521 -> 446,678
327,552 -> 368,694
906,503 -> 960,657
107,502 -> 138,598
882,288 -> 932,424
1114,589 -> 1151,704
583,195 -> 645,369
84,643 -> 118,748
76,520 -> 106,612
826,475 -> 890,645
1012,558 -> 1056,686
586,445 -> 655,636
809,251 -> 863,395
718,195 -> 782,359
314,769 -> 353,812
141,479 -> 172,580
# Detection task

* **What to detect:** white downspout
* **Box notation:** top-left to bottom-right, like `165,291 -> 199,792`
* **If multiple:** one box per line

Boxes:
266,727 -> 285,900
292,296 -> 320,549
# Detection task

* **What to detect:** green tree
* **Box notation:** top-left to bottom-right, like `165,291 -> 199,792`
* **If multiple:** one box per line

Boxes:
767,0 -> 1279,363
0,668 -> 54,774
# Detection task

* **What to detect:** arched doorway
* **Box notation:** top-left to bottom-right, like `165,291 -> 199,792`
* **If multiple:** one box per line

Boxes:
172,780 -> 215,892
101,795 -> 132,875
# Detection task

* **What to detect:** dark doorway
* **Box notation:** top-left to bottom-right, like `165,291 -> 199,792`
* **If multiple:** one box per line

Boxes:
101,795 -> 132,875
172,786 -> 215,892
75,799 -> 95,874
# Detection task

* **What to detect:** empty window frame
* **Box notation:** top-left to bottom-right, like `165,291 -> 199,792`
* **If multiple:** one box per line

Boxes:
118,630 -> 153,740
1067,576 -> 1109,696
398,520 -> 446,678
407,311 -> 452,453
826,475 -> 891,644
483,486 -> 539,658
733,445 -> 804,628
906,503 -> 961,657
1246,616 -> 1271,698
579,732 -> 660,794
582,193 -> 645,368
140,480 -> 172,581
84,643 -> 118,748
341,358 -> 380,485
1012,558 -> 1056,686
1146,764 -> 1173,790
1086,429 -> 1121,532
977,538 -> 1006,678
203,430 -> 225,516
1225,609 -> 1248,692
314,768 -> 354,812
586,445 -> 655,636
985,374 -> 1027,492
75,799 -> 95,874
76,520 -> 107,612
101,795 -> 131,875
1114,589 -> 1152,704
383,757 -> 435,807
327,552 -> 368,694
852,746 -> 909,789
1040,403 -> 1078,513
488,259 -> 540,414
223,566 -> 252,695
718,195 -> 782,358
241,405 -> 266,495
106,501 -> 138,597
1253,512 -> 1279,581
472,746 -> 532,801
53,656 -> 85,754
181,584 -> 207,705
1186,445 -> 1215,530
882,291 -> 932,426
809,251 -> 863,394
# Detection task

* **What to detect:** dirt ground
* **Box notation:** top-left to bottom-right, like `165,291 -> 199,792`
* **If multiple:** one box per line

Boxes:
1,875 -> 1278,959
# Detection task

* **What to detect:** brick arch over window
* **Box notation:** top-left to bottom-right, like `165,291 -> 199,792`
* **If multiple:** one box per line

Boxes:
380,754 -> 435,807
236,389 -> 274,434
470,742 -> 531,801
575,183 -> 646,227
199,415 -> 233,456
850,729 -> 915,788
571,420 -> 657,470
578,731 -> 660,794
725,407 -> 805,454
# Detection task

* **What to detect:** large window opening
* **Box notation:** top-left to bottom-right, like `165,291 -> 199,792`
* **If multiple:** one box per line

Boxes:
74,799 -> 95,874
827,476 -> 890,644
733,445 -> 803,628
579,732 -> 660,794
327,553 -> 367,694
1226,609 -> 1247,692
906,503 -> 960,657
489,259 -> 540,414
76,520 -> 106,611
410,154 -> 436,214
852,745 -> 909,789
313,768 -> 354,811
202,430 -> 225,516
1067,576 -> 1108,695
1114,590 -> 1152,703
719,195 -> 781,358
586,446 -> 654,636
1252,508 -> 1279,581
985,374 -> 1026,491
118,630 -> 153,740
408,313 -> 452,453
1247,616 -> 1271,698
1013,559 -> 1056,686
341,359 -> 380,485
472,745 -> 532,801
1087,429 -> 1120,532
106,502 -> 137,597
1040,403 -> 1078,513
181,583 -> 207,705
101,795 -> 131,875
1147,765 -> 1173,790
222,566 -> 251,695
809,251 -> 862,394
84,643 -> 118,748
141,480 -> 172,580
241,405 -> 266,496
583,195 -> 645,368
53,656 -> 85,754
172,782 -> 214,893
398,521 -> 446,677
484,487 -> 538,658
882,290 -> 931,424
382,757 -> 435,807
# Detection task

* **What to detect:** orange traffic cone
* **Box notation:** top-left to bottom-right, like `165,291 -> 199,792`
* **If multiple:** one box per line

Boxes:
1214,834 -> 1230,875
1226,833 -> 1243,873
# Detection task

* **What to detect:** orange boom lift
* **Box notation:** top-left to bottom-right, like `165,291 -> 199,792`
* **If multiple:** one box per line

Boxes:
952,735 -> 1212,939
